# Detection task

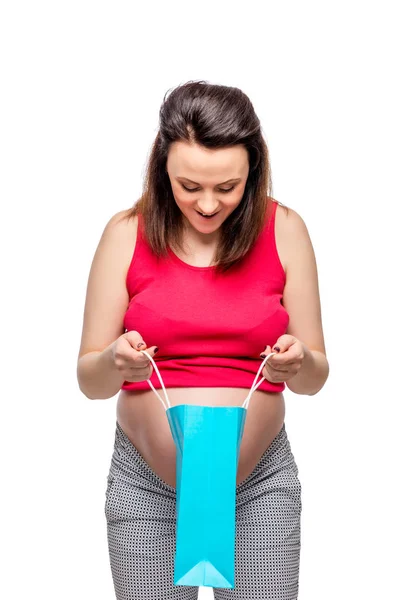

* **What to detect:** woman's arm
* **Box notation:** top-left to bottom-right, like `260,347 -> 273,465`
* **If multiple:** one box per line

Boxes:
76,210 -> 134,399
278,206 -> 329,396
286,346 -> 329,396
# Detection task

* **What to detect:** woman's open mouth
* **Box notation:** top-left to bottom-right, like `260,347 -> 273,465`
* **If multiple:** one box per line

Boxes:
196,210 -> 220,220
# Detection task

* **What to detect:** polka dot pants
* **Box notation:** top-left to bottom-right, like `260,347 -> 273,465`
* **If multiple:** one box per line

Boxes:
104,420 -> 302,599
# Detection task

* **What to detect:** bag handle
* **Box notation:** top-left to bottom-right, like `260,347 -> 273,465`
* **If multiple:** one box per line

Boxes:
241,352 -> 276,409
140,350 -> 171,410
139,350 -> 277,411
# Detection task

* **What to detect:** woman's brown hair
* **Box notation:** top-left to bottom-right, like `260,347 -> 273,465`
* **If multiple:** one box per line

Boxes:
119,80 -> 287,274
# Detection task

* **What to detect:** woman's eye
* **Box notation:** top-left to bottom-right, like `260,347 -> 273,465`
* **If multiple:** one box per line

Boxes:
182,184 -> 235,193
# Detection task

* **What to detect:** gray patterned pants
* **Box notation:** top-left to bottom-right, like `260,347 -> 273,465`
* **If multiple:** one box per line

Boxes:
105,420 -> 302,599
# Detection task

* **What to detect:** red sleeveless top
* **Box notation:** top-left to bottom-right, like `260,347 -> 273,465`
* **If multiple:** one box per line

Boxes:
121,200 -> 289,393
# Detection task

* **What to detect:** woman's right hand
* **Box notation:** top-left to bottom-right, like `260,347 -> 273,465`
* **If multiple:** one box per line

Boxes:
110,330 -> 158,383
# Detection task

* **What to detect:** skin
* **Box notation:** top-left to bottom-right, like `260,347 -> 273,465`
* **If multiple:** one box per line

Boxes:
165,140 -> 250,260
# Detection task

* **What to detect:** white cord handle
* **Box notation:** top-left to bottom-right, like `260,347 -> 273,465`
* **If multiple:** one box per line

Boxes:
140,349 -> 171,410
140,350 -> 277,411
241,352 -> 276,409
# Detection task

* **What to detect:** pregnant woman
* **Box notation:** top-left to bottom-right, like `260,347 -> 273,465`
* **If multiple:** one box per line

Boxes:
77,80 -> 329,600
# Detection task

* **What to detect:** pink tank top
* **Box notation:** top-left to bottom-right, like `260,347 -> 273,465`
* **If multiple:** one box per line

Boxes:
121,200 -> 289,393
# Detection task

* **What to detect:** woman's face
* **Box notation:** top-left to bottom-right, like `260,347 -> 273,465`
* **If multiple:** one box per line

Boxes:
166,141 -> 250,235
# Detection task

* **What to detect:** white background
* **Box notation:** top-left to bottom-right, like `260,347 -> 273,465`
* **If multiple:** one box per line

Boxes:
1,1 -> 399,598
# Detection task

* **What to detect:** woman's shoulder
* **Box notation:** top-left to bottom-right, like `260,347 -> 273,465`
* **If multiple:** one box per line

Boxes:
109,207 -> 139,231
275,202 -> 309,240
100,208 -> 140,265
274,201 -> 311,276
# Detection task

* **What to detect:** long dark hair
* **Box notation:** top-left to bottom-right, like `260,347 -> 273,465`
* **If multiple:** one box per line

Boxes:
119,80 -> 287,274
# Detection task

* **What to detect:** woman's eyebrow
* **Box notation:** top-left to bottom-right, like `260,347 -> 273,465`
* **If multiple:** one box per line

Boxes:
176,177 -> 242,185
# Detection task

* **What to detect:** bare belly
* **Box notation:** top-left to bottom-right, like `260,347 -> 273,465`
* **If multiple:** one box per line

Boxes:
116,387 -> 285,488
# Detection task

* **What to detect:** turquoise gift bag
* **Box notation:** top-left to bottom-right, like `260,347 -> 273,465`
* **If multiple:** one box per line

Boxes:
140,350 -> 276,589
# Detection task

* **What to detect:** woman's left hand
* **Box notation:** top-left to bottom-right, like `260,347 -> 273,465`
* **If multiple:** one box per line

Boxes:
259,335 -> 306,384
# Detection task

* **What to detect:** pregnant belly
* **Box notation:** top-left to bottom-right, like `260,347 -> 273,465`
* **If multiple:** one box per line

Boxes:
116,387 -> 286,489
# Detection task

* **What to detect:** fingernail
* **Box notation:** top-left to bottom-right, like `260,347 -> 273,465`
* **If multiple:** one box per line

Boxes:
260,353 -> 267,358
154,347 -> 159,354
273,346 -> 281,352
137,342 -> 145,348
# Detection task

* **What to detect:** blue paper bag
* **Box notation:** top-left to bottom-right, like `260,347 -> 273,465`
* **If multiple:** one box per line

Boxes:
140,351 -> 275,589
